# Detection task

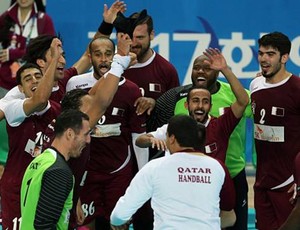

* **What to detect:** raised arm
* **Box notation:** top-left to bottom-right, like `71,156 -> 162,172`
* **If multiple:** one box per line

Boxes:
203,48 -> 249,118
72,1 -> 126,75
23,39 -> 61,115
86,33 -> 133,128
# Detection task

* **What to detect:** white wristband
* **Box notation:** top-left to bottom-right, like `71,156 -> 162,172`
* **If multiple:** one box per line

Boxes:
107,61 -> 124,78
106,54 -> 131,78
113,54 -> 131,70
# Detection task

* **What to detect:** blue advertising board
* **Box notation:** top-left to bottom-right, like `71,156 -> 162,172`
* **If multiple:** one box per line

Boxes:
48,0 -> 300,89
47,0 -> 300,163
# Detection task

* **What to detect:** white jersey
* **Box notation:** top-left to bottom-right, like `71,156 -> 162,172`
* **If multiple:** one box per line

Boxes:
0,86 -> 24,111
111,152 -> 227,230
66,71 -> 96,92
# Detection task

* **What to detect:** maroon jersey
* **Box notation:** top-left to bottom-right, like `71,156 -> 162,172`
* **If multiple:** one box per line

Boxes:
205,108 -> 241,162
0,3 -> 55,90
88,77 -> 146,172
49,67 -> 78,103
1,100 -> 60,229
123,52 -> 179,100
250,75 -> 300,190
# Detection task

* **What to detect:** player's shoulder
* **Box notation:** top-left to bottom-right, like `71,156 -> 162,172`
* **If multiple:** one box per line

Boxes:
66,71 -> 95,91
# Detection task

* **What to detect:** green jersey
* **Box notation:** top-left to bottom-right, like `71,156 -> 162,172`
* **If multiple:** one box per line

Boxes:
20,148 -> 74,230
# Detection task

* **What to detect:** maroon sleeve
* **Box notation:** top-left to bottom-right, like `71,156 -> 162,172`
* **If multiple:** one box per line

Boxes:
219,160 -> 236,210
37,13 -> 56,35
9,47 -> 25,60
59,67 -> 78,89
0,12 -> 7,30
167,64 -> 180,90
219,107 -> 241,138
129,85 -> 147,134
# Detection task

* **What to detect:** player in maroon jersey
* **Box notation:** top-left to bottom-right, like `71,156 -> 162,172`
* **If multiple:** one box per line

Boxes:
0,0 -> 127,117
66,35 -> 147,230
0,39 -> 62,230
43,33 -> 135,228
250,32 -> 300,230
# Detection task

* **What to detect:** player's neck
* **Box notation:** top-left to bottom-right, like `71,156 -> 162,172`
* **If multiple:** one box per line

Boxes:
208,81 -> 220,94
51,140 -> 69,161
173,148 -> 205,156
266,69 -> 291,84
138,48 -> 153,63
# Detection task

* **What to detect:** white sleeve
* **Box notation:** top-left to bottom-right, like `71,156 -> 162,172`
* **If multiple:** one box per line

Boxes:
66,78 -> 76,92
3,99 -> 27,127
150,124 -> 168,141
132,132 -> 149,170
110,161 -> 155,226
0,86 -> 24,111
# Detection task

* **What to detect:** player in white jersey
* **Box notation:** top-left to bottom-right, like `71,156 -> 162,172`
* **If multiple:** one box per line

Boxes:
111,115 -> 236,230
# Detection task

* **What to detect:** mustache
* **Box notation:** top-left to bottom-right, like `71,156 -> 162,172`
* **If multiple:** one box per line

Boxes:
97,62 -> 111,69
131,45 -> 142,49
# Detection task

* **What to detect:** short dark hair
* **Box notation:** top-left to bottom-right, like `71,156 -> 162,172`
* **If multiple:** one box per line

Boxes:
16,63 -> 42,85
61,89 -> 89,112
187,86 -> 211,104
258,32 -> 291,56
54,109 -> 89,137
167,114 -> 206,150
129,10 -> 153,34
22,34 -> 59,64
88,36 -> 115,54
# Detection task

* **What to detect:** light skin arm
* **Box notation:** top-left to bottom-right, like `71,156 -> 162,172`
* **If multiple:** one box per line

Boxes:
111,220 -> 131,230
102,0 -> 126,26
0,110 -> 4,121
135,133 -> 167,151
134,97 -> 156,116
86,33 -> 133,128
72,1 -> 126,74
22,39 -> 61,116
220,209 -> 236,228
203,48 -> 249,118
76,198 -> 85,225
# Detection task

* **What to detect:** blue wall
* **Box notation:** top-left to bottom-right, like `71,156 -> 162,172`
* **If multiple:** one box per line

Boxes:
48,0 -> 300,164
48,0 -> 300,89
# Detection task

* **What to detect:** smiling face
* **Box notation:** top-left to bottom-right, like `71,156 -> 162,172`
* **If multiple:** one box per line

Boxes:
185,88 -> 212,123
18,67 -> 43,98
131,23 -> 153,62
40,44 -> 66,81
69,119 -> 91,158
89,38 -> 114,79
258,46 -> 287,79
191,55 -> 219,90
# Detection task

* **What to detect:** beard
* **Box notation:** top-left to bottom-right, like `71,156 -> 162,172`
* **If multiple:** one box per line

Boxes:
261,62 -> 282,79
92,61 -> 111,79
132,42 -> 151,62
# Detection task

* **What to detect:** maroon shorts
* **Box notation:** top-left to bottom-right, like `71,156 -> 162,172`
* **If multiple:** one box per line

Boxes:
254,186 -> 294,230
80,162 -> 134,225
1,182 -> 21,230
